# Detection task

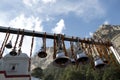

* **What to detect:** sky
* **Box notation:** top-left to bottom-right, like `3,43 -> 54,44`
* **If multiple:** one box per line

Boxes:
0,0 -> 120,56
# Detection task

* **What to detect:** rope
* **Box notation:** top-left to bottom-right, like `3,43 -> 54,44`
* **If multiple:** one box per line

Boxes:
28,30 -> 35,72
43,32 -> 46,52
53,34 -> 56,59
97,39 -> 109,64
1,33 -> 10,56
100,45 -> 110,64
13,29 -> 20,50
70,37 -> 75,59
80,39 -> 88,56
0,27 -> 10,58
90,38 -> 99,57
62,35 -> 68,56
95,44 -> 103,58
87,38 -> 95,69
18,29 -> 24,55
30,30 -> 35,57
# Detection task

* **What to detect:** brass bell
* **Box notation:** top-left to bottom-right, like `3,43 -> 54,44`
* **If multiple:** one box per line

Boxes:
9,49 -> 17,56
94,56 -> 105,69
53,50 -> 70,67
76,49 -> 88,63
5,40 -> 12,49
37,47 -> 47,58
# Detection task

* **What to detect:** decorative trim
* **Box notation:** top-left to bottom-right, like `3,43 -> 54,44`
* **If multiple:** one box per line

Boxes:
0,71 -> 30,78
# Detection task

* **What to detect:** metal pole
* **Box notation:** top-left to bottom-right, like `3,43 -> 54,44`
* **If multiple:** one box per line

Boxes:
0,26 -> 112,46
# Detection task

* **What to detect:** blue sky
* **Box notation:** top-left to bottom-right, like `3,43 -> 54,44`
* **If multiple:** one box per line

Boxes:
0,0 -> 120,37
0,0 -> 120,56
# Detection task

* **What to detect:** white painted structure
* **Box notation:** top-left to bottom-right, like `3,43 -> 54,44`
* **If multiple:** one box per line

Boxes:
0,53 -> 30,80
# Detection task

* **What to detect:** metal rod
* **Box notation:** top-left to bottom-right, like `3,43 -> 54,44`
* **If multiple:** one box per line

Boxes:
0,26 -> 112,46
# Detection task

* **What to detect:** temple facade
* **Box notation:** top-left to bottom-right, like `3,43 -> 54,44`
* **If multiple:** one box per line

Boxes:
0,53 -> 30,80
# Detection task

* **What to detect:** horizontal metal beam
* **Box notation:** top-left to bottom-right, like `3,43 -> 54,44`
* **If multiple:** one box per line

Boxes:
0,26 -> 112,46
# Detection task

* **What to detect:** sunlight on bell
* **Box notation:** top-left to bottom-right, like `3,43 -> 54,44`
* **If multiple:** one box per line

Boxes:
53,50 -> 70,67
9,49 -> 17,56
37,48 -> 47,58
5,41 -> 12,49
94,56 -> 105,69
76,49 -> 88,63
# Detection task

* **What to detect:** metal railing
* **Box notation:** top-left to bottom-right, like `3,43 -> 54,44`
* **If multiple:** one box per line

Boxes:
0,26 -> 112,46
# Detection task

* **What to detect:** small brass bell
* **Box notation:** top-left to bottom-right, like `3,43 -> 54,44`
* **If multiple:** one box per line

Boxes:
37,47 -> 47,58
94,56 -> 105,69
5,41 -> 12,49
76,49 -> 88,63
9,49 -> 17,56
53,50 -> 70,67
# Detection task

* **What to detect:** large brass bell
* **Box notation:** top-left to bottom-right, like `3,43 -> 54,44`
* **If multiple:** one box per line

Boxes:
94,56 -> 105,69
53,50 -> 70,67
76,49 -> 89,63
9,49 -> 17,56
37,47 -> 47,58
5,40 -> 12,49
53,34 -> 70,67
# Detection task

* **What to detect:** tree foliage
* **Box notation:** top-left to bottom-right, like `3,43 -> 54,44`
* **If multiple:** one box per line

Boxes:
31,55 -> 120,80
43,62 -> 120,80
31,67 -> 43,79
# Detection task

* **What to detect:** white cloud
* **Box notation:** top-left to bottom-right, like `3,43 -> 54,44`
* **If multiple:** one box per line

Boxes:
52,19 -> 65,34
42,0 -> 56,4
0,0 -> 105,24
103,20 -> 109,25
9,14 -> 43,31
23,0 -> 38,7
6,14 -> 44,56
0,12 -> 9,26
0,20 -> 6,26
21,0 -> 105,21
